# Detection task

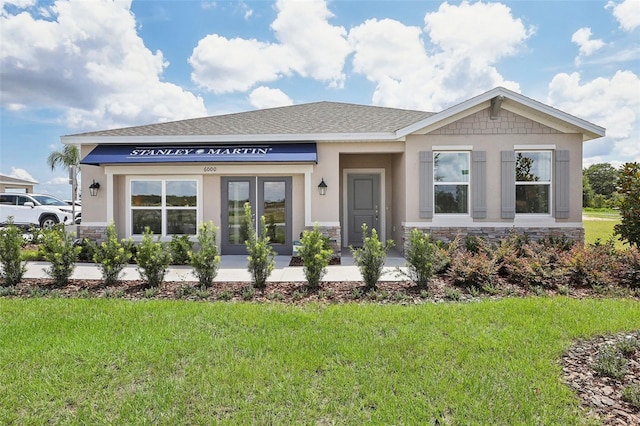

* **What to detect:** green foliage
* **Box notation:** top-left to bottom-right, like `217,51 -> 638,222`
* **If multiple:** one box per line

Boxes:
400,229 -> 447,288
93,222 -> 132,286
188,221 -> 221,288
243,203 -> 275,290
615,247 -> 640,288
0,220 -> 26,286
614,162 -> 640,247
297,224 -> 333,289
350,223 -> 394,290
169,234 -> 193,265
136,227 -> 172,289
582,174 -> 594,207
584,162 -> 619,198
622,384 -> 640,408
615,337 -> 639,357
76,238 -> 96,262
594,345 -> 627,379
39,225 -> 81,287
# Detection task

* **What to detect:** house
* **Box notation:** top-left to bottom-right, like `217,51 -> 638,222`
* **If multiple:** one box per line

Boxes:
0,173 -> 38,193
62,87 -> 605,255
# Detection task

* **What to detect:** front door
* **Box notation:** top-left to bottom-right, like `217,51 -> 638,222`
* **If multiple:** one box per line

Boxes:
347,173 -> 380,246
221,176 -> 292,255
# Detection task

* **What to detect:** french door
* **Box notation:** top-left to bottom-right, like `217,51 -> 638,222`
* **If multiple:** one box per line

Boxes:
221,176 -> 292,254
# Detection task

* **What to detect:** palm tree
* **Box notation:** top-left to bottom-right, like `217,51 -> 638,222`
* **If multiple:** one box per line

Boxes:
47,144 -> 81,217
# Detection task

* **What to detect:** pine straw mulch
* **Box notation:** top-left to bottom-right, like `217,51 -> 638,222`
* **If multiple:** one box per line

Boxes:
2,277 -> 639,424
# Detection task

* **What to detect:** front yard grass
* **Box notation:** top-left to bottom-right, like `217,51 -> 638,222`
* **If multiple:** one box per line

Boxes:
583,208 -> 624,248
1,297 -> 638,425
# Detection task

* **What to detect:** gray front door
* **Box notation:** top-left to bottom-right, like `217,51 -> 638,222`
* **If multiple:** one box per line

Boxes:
347,173 -> 380,246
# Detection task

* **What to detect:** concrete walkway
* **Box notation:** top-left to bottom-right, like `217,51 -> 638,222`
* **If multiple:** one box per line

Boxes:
23,251 -> 408,283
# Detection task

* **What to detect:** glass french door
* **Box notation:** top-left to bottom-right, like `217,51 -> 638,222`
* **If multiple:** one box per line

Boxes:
221,176 -> 292,254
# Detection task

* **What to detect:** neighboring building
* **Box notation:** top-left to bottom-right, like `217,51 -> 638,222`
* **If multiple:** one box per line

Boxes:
0,173 -> 38,193
62,87 -> 605,255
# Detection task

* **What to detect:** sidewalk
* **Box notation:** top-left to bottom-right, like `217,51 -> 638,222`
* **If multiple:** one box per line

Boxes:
23,252 -> 408,283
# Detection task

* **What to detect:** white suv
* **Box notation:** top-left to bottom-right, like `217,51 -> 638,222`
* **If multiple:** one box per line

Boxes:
0,193 -> 76,229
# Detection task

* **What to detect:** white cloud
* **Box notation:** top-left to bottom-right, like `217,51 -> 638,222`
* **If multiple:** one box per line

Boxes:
189,0 -> 350,93
47,176 -> 71,185
571,27 -> 605,61
606,0 -> 640,32
248,86 -> 293,109
548,70 -> 640,164
347,1 -> 532,110
0,0 -> 207,130
8,167 -> 37,182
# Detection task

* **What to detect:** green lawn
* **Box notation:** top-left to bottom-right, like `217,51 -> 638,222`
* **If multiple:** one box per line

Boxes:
583,208 -> 624,248
1,298 -> 639,425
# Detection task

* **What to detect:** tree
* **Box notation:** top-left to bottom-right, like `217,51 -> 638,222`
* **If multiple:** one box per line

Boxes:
583,163 -> 618,199
47,144 -> 80,207
614,162 -> 640,247
582,174 -> 595,207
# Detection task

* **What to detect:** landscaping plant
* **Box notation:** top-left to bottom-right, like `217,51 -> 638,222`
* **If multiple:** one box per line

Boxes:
297,224 -> 333,289
188,221 -> 221,288
170,234 -> 193,265
448,249 -> 499,291
399,228 -> 447,288
243,202 -> 275,290
93,222 -> 132,286
39,225 -> 81,287
136,227 -> 172,288
350,223 -> 394,290
0,219 -> 26,286
615,162 -> 640,247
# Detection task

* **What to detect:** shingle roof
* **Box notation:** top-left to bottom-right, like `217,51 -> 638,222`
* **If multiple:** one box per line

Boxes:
65,101 -> 435,138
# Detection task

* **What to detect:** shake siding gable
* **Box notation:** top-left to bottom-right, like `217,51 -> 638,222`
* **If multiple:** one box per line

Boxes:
430,108 -> 562,135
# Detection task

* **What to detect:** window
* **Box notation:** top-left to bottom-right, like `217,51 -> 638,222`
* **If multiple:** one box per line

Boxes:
515,151 -> 551,214
131,179 -> 198,236
434,152 -> 470,214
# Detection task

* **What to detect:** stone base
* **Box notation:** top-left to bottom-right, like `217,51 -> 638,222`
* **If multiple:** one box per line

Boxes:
77,225 -> 108,243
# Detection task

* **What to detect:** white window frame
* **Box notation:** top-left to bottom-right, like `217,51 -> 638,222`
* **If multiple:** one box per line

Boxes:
514,150 -> 552,216
433,151 -> 471,216
127,176 -> 201,240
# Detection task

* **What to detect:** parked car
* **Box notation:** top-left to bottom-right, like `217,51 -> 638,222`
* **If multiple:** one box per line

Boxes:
0,193 -> 78,229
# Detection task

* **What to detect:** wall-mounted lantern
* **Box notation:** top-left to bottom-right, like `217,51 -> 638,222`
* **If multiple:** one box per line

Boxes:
89,180 -> 101,197
318,178 -> 328,196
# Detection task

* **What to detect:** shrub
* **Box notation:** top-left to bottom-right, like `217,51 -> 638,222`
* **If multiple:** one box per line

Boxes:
136,227 -> 172,288
0,220 -> 26,286
559,242 -> 618,288
39,225 -> 81,287
188,221 -> 221,288
614,162 -> 640,247
170,234 -> 193,265
297,224 -> 333,289
593,345 -> 627,379
400,229 -> 447,288
616,336 -> 639,356
93,222 -> 133,286
448,250 -> 498,290
243,203 -> 275,290
622,384 -> 640,409
503,242 -> 562,289
76,238 -> 96,262
350,223 -> 394,290
615,247 -> 640,288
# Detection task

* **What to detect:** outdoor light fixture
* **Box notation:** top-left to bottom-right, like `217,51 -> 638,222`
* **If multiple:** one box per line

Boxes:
89,180 -> 101,197
318,178 -> 328,195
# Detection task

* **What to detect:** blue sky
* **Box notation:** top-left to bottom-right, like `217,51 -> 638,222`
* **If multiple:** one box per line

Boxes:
1,0 -> 639,200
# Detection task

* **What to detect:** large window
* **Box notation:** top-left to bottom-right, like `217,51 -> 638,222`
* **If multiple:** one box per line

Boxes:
131,179 -> 198,235
515,151 -> 551,214
434,152 -> 470,214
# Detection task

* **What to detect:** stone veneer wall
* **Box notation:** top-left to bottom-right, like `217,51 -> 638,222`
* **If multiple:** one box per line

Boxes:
78,225 -> 108,243
303,225 -> 342,254
430,108 -> 562,135
401,225 -> 584,252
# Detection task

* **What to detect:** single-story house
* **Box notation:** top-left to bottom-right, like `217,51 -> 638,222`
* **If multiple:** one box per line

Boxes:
62,87 -> 605,255
0,173 -> 38,193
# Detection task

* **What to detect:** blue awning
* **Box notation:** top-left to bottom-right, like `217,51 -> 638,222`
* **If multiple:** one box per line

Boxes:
80,143 -> 317,165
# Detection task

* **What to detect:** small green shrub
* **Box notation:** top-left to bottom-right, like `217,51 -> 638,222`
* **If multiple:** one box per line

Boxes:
241,285 -> 256,301
444,287 -> 462,301
217,290 -> 232,301
143,287 -> 160,298
76,238 -> 96,262
292,289 -> 307,301
594,345 -> 627,379
93,222 -> 132,286
188,221 -> 221,288
615,337 -> 639,356
621,384 -> 640,408
39,225 -> 81,287
136,227 -> 172,289
243,203 -> 275,290
350,223 -> 394,290
268,292 -> 284,302
170,235 -> 193,265
0,286 -> 18,297
400,229 -> 447,288
0,220 -> 26,286
103,288 -> 125,299
448,250 -> 498,289
297,224 -> 333,289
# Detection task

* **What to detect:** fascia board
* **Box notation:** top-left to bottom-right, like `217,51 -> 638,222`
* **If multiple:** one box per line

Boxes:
61,132 -> 399,145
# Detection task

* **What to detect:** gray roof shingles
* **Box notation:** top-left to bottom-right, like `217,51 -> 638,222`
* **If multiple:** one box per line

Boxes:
65,102 -> 435,138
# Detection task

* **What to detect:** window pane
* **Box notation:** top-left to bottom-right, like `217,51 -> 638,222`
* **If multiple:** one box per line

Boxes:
132,181 -> 162,206
167,210 -> 197,235
516,152 -> 551,182
166,181 -> 197,207
516,184 -> 550,213
132,209 -> 161,234
435,185 -> 468,214
263,181 -> 286,244
228,181 -> 251,244
434,152 -> 470,182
